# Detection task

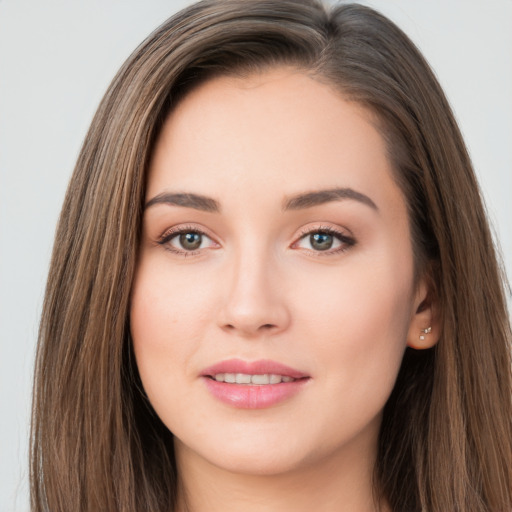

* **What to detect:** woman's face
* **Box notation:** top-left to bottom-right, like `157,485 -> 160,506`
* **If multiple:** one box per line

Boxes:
131,68 -> 430,477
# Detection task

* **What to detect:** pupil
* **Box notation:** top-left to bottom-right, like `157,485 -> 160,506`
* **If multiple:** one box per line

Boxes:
179,232 -> 202,250
310,232 -> 333,251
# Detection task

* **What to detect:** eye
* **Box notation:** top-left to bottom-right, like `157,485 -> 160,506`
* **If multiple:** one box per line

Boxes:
293,227 -> 355,254
308,232 -> 338,251
175,232 -> 204,251
158,227 -> 217,254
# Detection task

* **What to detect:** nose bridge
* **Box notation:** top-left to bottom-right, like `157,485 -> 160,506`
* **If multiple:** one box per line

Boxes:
219,237 -> 289,336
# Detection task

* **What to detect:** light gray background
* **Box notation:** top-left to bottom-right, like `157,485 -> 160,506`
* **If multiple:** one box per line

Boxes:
1,1 -> 511,510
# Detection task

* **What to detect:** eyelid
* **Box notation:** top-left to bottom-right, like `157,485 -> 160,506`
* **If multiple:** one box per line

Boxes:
157,224 -> 220,255
154,222 -> 355,256
291,224 -> 356,255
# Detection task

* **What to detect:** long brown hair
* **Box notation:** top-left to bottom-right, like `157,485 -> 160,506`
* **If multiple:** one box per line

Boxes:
31,1 -> 512,510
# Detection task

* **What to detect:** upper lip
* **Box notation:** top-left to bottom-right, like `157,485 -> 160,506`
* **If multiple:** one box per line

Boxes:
201,358 -> 308,379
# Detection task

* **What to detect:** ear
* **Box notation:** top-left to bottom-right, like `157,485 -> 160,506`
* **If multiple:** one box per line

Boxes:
406,272 -> 440,350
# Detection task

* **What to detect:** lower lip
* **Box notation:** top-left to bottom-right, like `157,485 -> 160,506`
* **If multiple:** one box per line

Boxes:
203,377 -> 309,409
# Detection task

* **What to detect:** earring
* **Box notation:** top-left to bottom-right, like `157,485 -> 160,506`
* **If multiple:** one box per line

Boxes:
419,326 -> 432,340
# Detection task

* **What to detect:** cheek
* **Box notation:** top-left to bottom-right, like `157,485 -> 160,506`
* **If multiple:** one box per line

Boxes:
293,246 -> 414,406
129,259 -> 215,416
131,257 -> 215,348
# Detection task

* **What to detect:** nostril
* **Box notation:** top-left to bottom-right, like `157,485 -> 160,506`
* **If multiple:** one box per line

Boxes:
222,322 -> 276,333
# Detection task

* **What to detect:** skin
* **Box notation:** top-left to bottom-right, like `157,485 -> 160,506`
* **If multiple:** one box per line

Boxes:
130,67 -> 437,512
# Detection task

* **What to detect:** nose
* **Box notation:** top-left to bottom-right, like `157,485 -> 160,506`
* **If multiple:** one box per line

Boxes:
217,249 -> 291,337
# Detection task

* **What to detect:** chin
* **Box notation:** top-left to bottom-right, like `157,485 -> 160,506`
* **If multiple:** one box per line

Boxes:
174,430 -> 314,477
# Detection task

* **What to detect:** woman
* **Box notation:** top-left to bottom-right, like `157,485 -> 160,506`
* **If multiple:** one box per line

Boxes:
31,1 -> 512,511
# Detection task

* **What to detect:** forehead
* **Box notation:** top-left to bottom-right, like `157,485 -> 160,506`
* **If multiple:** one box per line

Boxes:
147,67 -> 402,215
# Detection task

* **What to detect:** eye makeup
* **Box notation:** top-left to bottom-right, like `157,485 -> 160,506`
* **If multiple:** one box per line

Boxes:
155,222 -> 356,258
292,224 -> 356,256
157,224 -> 219,256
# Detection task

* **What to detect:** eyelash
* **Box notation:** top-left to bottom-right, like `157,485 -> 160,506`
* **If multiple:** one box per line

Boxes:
157,225 -> 216,256
293,226 -> 356,256
157,225 -> 356,256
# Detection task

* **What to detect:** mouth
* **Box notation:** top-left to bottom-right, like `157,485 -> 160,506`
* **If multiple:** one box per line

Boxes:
209,373 -> 297,385
201,359 -> 310,409
201,358 -> 308,382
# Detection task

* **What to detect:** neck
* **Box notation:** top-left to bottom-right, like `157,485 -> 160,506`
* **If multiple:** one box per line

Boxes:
174,435 -> 388,512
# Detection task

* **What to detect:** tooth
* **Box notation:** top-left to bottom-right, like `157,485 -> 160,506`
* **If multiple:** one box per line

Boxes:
213,373 -> 296,385
251,374 -> 270,385
236,373 -> 251,384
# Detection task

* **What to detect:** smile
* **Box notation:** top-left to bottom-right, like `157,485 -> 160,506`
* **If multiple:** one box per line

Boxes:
212,373 -> 296,384
201,359 -> 310,409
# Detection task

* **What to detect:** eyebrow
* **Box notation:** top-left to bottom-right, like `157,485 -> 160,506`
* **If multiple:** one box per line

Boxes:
145,192 -> 221,213
144,187 -> 377,213
283,188 -> 378,211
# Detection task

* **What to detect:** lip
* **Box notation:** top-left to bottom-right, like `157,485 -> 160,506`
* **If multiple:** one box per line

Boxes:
201,358 -> 310,409
202,358 -> 308,379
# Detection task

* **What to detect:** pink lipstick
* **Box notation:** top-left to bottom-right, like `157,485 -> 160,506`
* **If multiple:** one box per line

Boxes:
201,359 -> 310,409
